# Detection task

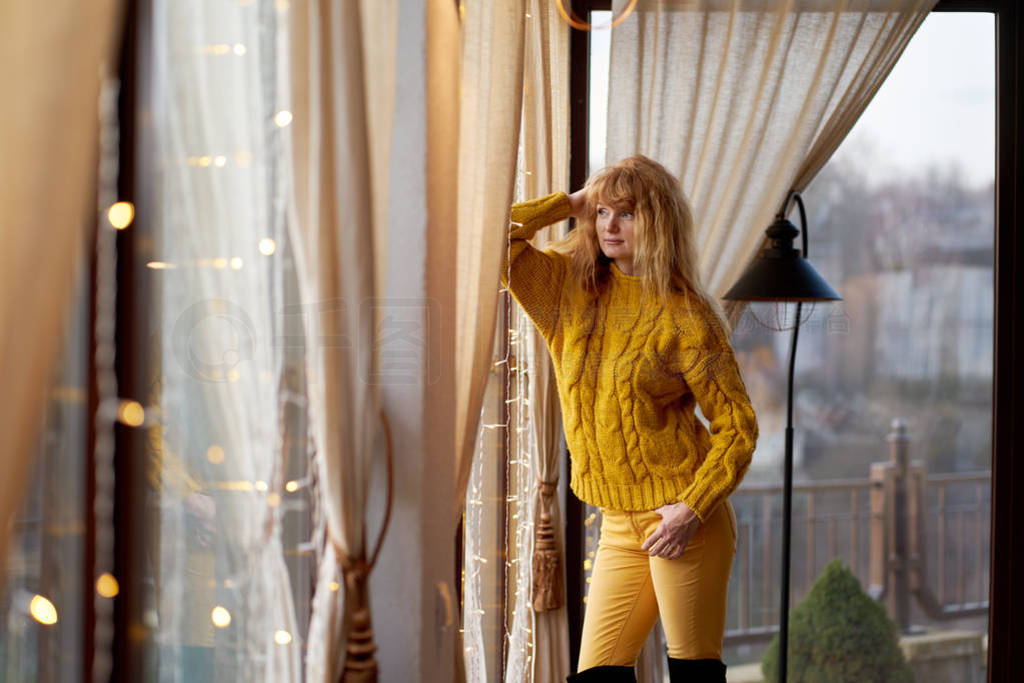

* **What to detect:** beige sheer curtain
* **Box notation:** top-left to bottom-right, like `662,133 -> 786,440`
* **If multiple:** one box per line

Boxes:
519,1 -> 571,681
606,0 -> 937,328
0,1 -> 123,574
605,2 -> 936,679
454,0 -> 528,512
287,2 -> 396,680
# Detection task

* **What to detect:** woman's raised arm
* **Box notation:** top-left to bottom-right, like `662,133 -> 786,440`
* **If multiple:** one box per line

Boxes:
500,191 -> 578,340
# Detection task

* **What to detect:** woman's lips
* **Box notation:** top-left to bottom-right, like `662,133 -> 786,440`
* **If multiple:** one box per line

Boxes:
605,239 -> 623,244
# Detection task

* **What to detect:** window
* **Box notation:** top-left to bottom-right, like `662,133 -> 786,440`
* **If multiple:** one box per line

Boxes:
584,7 -> 995,677
0,255 -> 90,681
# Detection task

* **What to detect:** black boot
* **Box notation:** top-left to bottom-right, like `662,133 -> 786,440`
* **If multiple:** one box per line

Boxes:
566,665 -> 637,682
666,657 -> 726,682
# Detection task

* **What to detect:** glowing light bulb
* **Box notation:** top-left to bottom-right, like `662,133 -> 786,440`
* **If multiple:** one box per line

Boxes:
274,629 -> 293,645
146,261 -> 177,270
266,492 -> 281,507
329,581 -> 340,592
211,606 -> 231,628
212,257 -> 228,269
230,257 -> 243,270
29,595 -> 58,625
274,110 -> 293,128
285,480 -> 299,493
259,238 -> 276,255
107,202 -> 135,229
233,43 -> 247,56
254,480 -> 268,492
96,573 -> 119,598
214,155 -> 227,167
117,400 -> 145,427
206,445 -> 225,464
199,156 -> 212,167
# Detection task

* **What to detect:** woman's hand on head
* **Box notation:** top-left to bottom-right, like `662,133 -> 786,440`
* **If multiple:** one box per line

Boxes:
641,500 -> 701,560
567,188 -> 587,218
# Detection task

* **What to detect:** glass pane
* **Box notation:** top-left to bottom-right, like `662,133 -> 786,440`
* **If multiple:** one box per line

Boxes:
0,242 -> 90,681
587,10 -> 994,680
135,1 -> 312,680
724,12 -> 994,675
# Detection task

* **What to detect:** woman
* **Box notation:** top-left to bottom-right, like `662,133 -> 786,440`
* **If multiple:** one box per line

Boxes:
501,155 -> 758,682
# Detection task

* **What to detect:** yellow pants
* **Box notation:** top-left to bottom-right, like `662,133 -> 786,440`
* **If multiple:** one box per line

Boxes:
577,500 -> 737,671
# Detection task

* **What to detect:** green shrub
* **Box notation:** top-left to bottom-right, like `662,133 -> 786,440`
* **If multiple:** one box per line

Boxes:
761,558 -> 914,682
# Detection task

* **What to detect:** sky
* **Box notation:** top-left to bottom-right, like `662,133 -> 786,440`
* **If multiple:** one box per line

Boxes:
589,11 -> 996,189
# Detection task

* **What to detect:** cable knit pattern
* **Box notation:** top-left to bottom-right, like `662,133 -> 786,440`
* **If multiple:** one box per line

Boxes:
501,192 -> 759,521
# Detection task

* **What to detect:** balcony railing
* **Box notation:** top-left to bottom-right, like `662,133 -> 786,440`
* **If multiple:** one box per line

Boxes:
724,419 -> 990,644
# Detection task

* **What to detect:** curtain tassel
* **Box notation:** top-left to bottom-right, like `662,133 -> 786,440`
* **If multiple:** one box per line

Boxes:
532,480 -> 565,612
532,511 -> 565,611
340,563 -> 378,683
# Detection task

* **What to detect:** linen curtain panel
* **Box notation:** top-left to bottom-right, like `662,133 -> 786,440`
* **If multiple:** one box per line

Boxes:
459,1 -> 571,680
518,1 -> 571,681
605,2 -> 936,680
605,0 -> 937,328
147,1 -> 302,680
454,0 -> 528,515
0,1 -> 123,577
287,1 -> 396,681
456,2 -> 529,669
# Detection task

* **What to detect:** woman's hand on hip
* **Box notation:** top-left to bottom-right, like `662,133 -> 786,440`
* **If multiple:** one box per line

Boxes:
642,501 -> 700,560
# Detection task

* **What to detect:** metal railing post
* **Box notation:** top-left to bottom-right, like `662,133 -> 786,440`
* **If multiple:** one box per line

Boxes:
887,419 -> 912,633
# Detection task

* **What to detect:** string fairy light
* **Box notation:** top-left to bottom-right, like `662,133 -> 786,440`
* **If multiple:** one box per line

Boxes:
500,153 -> 543,680
29,594 -> 59,625
465,156 -> 547,678
211,605 -> 232,628
95,573 -> 120,599
461,419 -> 489,670
106,201 -> 134,229
92,76 -> 122,683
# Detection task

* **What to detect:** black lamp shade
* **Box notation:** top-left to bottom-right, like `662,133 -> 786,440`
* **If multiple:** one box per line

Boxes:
723,215 -> 840,302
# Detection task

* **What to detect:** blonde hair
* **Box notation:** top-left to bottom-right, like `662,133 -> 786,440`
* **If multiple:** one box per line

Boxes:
549,154 -> 728,331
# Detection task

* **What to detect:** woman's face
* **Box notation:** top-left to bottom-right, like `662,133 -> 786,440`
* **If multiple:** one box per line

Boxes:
595,200 -> 636,262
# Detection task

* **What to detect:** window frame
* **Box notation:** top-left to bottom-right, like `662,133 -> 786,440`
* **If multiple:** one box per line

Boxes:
565,2 -> 1023,680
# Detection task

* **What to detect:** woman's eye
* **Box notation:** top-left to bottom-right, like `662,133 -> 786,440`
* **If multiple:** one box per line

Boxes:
597,208 -> 607,216
622,212 -> 633,219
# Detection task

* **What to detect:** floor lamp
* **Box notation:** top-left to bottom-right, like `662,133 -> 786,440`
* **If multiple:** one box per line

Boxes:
723,190 -> 840,682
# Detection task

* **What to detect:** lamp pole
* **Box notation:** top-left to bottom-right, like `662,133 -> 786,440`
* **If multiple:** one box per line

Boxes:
723,189 -> 839,683
779,191 -> 808,683
779,298 -> 801,683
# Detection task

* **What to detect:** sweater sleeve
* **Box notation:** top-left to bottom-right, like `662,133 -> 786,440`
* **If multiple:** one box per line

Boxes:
672,314 -> 759,522
500,192 -> 572,340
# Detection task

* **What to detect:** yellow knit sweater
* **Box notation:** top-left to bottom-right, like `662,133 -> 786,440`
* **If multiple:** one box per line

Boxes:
502,192 -> 758,521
